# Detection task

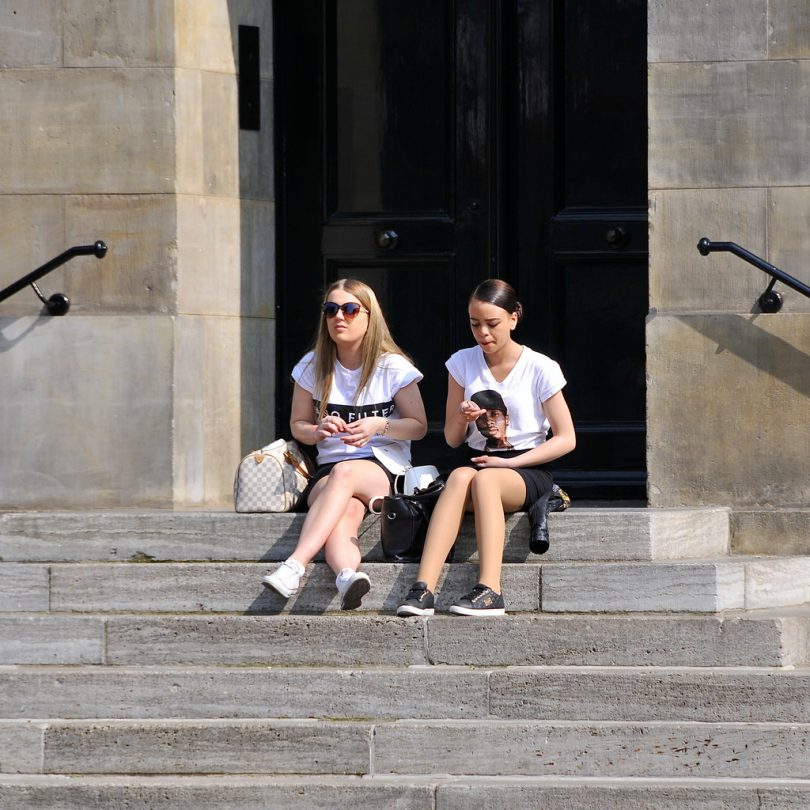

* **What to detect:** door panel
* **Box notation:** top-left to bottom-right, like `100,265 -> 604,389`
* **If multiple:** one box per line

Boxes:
508,0 -> 648,495
276,0 -> 649,494
329,1 -> 450,215
275,0 -> 494,470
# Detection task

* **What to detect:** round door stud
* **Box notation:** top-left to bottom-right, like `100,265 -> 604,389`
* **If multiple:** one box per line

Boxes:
375,229 -> 399,250
605,226 -> 629,248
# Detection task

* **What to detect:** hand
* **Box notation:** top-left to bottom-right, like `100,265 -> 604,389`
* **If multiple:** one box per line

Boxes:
460,400 -> 485,423
313,414 -> 348,441
470,454 -> 512,468
340,416 -> 381,448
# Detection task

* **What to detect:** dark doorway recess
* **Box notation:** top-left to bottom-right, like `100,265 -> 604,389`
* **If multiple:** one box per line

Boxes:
274,0 -> 648,498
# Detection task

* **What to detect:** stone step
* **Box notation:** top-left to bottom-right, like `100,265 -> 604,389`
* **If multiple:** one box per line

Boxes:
0,507 -> 730,563
2,665 -> 809,722
543,556 -> 810,612
2,611 -> 807,667
2,774 -> 809,810
2,718 -> 810,778
3,555 -> 808,614
733,507 -> 810,556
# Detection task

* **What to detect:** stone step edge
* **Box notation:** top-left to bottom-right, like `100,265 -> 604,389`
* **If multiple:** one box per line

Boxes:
2,773 -> 810,786
3,777 -> 809,810
3,603 -> 810,616
4,610 -> 806,669
3,663 -> 809,673
10,556 -> 810,615
3,665 -> 809,722
5,720 -> 810,781
18,554 -> 807,565
5,718 -> 809,728
4,607 -> 810,618
0,507 -> 733,564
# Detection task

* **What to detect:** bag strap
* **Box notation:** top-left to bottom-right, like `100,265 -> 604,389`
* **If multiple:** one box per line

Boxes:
283,449 -> 313,480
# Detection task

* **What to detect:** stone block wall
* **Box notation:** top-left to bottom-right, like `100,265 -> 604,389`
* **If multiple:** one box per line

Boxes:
0,0 -> 274,508
647,1 -> 810,537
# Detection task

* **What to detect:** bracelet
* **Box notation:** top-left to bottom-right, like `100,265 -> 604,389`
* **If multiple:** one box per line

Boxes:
378,418 -> 390,436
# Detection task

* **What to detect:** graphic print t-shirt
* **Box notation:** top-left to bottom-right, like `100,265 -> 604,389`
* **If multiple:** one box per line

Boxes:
292,351 -> 423,465
446,345 -> 566,453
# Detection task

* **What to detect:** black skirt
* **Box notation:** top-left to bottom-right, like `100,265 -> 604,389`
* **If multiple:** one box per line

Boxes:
460,446 -> 553,510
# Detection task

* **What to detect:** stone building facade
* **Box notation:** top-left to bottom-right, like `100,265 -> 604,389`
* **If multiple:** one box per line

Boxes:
0,1 -> 807,549
647,0 -> 810,550
1,1 -> 275,508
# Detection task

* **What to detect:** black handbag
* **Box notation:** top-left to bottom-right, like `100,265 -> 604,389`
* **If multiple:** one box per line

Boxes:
379,478 -> 446,562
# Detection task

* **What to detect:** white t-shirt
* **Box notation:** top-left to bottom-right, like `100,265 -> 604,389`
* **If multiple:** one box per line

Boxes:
292,351 -> 423,465
446,345 -> 566,453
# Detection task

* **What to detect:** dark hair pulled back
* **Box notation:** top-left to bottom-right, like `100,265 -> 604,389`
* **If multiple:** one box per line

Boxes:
470,279 -> 523,323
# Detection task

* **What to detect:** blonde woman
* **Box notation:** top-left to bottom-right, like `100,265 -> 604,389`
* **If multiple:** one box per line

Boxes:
263,279 -> 427,609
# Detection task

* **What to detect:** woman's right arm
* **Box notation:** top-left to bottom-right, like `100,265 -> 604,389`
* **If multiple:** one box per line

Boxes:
289,382 -> 320,445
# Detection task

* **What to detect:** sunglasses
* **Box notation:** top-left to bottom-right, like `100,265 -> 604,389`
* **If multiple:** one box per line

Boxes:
322,301 -> 368,319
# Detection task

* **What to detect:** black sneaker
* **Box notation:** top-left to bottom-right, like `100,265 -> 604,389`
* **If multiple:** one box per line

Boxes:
448,583 -> 505,616
396,581 -> 435,616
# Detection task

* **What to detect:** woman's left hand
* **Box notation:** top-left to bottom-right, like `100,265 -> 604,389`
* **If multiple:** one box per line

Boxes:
340,417 -> 383,448
470,454 -> 512,468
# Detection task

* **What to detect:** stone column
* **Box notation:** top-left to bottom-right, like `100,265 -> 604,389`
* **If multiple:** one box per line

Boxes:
0,0 -> 275,508
647,0 -> 810,548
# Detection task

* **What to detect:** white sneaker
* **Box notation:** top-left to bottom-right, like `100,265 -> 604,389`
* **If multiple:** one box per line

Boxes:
336,569 -> 371,610
262,559 -> 303,598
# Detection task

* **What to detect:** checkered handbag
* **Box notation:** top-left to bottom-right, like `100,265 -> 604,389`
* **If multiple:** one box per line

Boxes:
233,438 -> 314,513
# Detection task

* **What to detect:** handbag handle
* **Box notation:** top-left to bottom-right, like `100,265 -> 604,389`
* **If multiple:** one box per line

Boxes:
283,449 -> 312,480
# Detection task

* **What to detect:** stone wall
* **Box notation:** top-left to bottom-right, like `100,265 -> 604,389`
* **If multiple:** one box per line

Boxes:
0,0 -> 275,508
647,1 -> 810,544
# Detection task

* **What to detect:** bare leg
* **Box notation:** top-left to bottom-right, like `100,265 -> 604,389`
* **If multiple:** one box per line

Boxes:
469,468 -> 526,592
289,460 -> 390,566
324,497 -> 366,573
415,467 -> 477,591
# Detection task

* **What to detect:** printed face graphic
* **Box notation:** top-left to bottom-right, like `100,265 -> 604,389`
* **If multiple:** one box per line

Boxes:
471,389 -> 514,450
476,408 -> 508,439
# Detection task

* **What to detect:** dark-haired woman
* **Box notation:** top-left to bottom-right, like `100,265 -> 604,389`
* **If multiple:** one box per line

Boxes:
263,279 -> 427,609
397,279 -> 575,617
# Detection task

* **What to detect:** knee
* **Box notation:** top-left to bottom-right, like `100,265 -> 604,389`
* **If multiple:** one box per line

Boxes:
325,462 -> 356,490
469,468 -> 500,495
446,467 -> 477,491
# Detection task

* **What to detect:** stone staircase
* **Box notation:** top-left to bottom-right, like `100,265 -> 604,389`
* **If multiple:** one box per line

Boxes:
1,507 -> 809,809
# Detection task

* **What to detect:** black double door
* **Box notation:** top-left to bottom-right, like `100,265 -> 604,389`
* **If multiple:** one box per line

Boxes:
274,0 -> 648,496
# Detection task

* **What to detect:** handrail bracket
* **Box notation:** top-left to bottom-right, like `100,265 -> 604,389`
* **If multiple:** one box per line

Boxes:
697,237 -> 810,313
0,240 -> 107,316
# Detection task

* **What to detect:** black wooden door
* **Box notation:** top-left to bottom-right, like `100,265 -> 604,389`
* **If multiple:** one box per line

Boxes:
275,0 -> 648,494
504,0 -> 648,496
274,0 -> 496,469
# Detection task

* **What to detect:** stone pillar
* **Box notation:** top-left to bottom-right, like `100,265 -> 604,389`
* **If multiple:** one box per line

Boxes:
647,1 -> 810,546
0,0 -> 275,508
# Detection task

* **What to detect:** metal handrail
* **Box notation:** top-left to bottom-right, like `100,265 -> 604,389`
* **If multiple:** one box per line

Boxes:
0,241 -> 107,315
697,237 -> 810,312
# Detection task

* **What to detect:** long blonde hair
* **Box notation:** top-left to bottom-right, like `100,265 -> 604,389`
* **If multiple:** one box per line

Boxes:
309,279 -> 411,420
